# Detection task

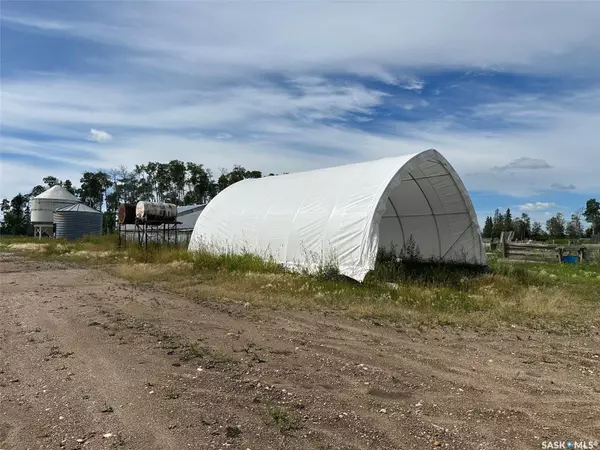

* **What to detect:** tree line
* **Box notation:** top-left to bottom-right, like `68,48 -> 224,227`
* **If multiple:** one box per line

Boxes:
2,159 -> 599,239
482,200 -> 600,241
1,161 -> 271,235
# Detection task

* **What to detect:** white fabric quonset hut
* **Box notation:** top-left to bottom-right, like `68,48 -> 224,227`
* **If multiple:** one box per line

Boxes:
189,149 -> 487,281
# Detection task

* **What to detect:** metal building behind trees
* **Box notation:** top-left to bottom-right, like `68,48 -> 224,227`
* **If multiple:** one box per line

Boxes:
54,203 -> 103,240
118,204 -> 205,245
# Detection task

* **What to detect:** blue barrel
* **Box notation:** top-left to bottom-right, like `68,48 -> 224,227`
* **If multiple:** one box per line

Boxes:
561,255 -> 579,264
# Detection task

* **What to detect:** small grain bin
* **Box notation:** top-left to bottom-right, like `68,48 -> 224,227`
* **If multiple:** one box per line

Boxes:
54,203 -> 103,240
31,185 -> 80,238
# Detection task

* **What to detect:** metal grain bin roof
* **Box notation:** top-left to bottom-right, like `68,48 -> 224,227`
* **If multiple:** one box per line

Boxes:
55,203 -> 102,214
34,185 -> 80,202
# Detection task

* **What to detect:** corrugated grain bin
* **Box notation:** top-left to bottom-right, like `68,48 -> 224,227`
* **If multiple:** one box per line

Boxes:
31,186 -> 81,237
54,203 -> 103,240
31,185 -> 80,225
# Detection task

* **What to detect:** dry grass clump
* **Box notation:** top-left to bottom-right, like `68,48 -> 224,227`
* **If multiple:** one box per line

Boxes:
114,260 -> 194,281
6,243 -> 48,252
63,250 -> 116,259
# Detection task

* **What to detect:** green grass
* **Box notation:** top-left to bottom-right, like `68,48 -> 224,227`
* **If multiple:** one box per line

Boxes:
180,342 -> 212,361
2,234 -> 599,332
180,341 -> 233,366
266,405 -> 301,434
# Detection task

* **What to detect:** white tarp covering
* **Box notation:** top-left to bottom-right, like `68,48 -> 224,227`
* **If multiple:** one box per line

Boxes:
189,149 -> 486,281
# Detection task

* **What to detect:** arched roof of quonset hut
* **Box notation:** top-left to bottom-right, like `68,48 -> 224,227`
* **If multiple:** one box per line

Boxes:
189,149 -> 487,282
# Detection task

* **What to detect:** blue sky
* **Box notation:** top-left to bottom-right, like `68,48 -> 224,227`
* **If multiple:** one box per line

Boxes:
1,1 -> 599,227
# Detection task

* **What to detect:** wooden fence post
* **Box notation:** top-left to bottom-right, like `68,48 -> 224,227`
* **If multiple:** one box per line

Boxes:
557,247 -> 563,263
499,232 -> 507,258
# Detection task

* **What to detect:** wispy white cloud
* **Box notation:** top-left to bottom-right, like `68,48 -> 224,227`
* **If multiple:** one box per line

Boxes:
4,3 -> 599,78
550,182 -> 576,190
89,128 -> 113,143
2,73 -> 600,199
1,1 -> 600,203
1,78 -> 387,133
519,202 -> 557,211
401,79 -> 425,92
493,157 -> 553,171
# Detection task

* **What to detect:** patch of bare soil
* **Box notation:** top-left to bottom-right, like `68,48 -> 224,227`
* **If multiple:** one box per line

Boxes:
1,254 -> 598,450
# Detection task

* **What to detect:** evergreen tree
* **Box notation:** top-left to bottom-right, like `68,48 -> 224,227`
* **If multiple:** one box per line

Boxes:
482,216 -> 493,238
491,208 -> 504,238
503,208 -> 513,232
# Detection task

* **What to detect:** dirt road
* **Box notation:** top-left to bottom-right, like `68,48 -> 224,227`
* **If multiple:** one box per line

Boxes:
1,253 -> 598,450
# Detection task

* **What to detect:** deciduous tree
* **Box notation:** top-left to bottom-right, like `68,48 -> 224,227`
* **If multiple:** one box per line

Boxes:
546,213 -> 566,238
42,176 -> 60,188
0,194 -> 31,235
79,171 -> 112,210
583,198 -> 600,234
